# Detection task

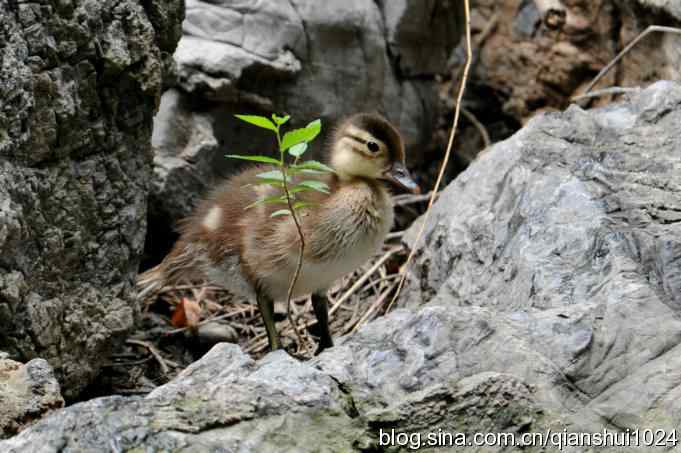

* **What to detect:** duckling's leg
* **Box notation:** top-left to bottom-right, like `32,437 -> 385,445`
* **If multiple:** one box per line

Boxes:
311,292 -> 334,353
256,290 -> 280,350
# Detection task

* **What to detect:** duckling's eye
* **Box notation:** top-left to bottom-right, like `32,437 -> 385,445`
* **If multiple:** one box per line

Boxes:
367,141 -> 380,153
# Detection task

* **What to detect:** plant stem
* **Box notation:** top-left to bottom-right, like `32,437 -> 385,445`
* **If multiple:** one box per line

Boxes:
276,127 -> 306,351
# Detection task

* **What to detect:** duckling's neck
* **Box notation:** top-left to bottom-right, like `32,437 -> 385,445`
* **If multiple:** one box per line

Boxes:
333,172 -> 388,194
333,168 -> 354,183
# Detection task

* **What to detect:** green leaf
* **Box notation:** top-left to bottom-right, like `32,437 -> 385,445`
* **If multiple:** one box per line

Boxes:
226,154 -> 281,165
306,118 -> 322,136
288,143 -> 308,157
253,179 -> 284,188
256,170 -> 290,182
293,201 -> 317,210
271,209 -> 292,218
235,114 -> 278,132
294,180 -> 330,194
291,160 -> 335,174
271,114 -> 290,126
288,186 -> 308,193
280,129 -> 310,151
245,195 -> 288,210
280,119 -> 322,151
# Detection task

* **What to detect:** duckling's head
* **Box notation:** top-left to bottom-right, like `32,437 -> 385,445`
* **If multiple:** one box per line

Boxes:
330,113 -> 420,193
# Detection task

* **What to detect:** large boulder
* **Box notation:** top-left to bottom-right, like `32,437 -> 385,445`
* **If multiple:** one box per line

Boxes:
147,0 -> 463,253
401,80 -> 681,433
0,0 -> 184,398
3,81 -> 679,452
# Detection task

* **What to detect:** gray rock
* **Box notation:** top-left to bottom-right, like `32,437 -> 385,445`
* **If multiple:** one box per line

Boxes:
196,321 -> 239,346
0,332 -> 548,452
0,356 -> 64,439
149,0 -> 462,225
0,0 -> 183,398
150,88 -> 220,222
401,80 -> 681,433
633,0 -> 681,20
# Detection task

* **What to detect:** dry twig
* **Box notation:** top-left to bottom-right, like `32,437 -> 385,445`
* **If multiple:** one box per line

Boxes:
329,246 -> 403,316
461,107 -> 491,149
571,86 -> 640,102
387,0 -> 473,312
350,281 -> 399,333
125,339 -> 170,375
393,191 -> 439,207
579,25 -> 681,96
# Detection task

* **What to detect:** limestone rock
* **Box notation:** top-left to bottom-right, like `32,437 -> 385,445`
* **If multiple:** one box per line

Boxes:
0,0 -> 184,398
402,80 -> 681,434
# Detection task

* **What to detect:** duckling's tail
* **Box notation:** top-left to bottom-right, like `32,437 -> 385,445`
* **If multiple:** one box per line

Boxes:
136,241 -> 202,302
136,264 -> 166,302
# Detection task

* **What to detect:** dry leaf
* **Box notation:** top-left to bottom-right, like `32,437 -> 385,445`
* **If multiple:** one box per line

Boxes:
171,298 -> 202,329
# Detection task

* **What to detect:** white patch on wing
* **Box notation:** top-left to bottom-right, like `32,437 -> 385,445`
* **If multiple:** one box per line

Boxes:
202,206 -> 222,231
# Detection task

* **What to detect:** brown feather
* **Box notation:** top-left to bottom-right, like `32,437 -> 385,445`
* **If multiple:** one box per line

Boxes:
137,113 -> 409,304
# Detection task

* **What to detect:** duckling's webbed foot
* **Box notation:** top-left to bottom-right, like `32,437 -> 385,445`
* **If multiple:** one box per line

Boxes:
312,292 -> 334,354
256,290 -> 281,351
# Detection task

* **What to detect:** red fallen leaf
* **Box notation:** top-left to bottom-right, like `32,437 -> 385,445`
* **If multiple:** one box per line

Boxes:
171,298 -> 202,329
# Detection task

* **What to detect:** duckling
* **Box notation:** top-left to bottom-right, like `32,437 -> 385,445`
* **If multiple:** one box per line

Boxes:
138,113 -> 419,353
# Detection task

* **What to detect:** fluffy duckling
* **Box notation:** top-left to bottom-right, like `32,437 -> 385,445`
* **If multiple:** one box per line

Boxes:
138,113 -> 419,352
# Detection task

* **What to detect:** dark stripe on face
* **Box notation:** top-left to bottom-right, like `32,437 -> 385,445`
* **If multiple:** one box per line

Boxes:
345,133 -> 368,146
349,113 -> 405,162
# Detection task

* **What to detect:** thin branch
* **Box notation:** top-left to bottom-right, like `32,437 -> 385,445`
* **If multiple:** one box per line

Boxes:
450,11 -> 497,91
476,11 -> 499,48
157,284 -> 230,294
350,281 -> 399,334
461,107 -> 491,149
387,0 -> 473,312
280,165 -> 307,352
580,25 -> 681,95
385,230 -> 405,241
571,86 -> 640,102
393,191 -> 439,207
356,274 -> 400,296
274,127 -> 307,353
125,339 -> 170,375
329,246 -> 403,316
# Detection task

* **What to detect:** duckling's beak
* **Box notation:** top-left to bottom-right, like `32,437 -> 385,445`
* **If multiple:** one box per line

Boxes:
384,162 -> 420,194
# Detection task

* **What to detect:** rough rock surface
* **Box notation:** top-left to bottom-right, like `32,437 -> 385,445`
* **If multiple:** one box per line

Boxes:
147,0 -> 463,256
3,81 -> 680,452
0,0 -> 183,398
402,80 -> 681,434
0,333 -> 546,452
0,355 -> 63,439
